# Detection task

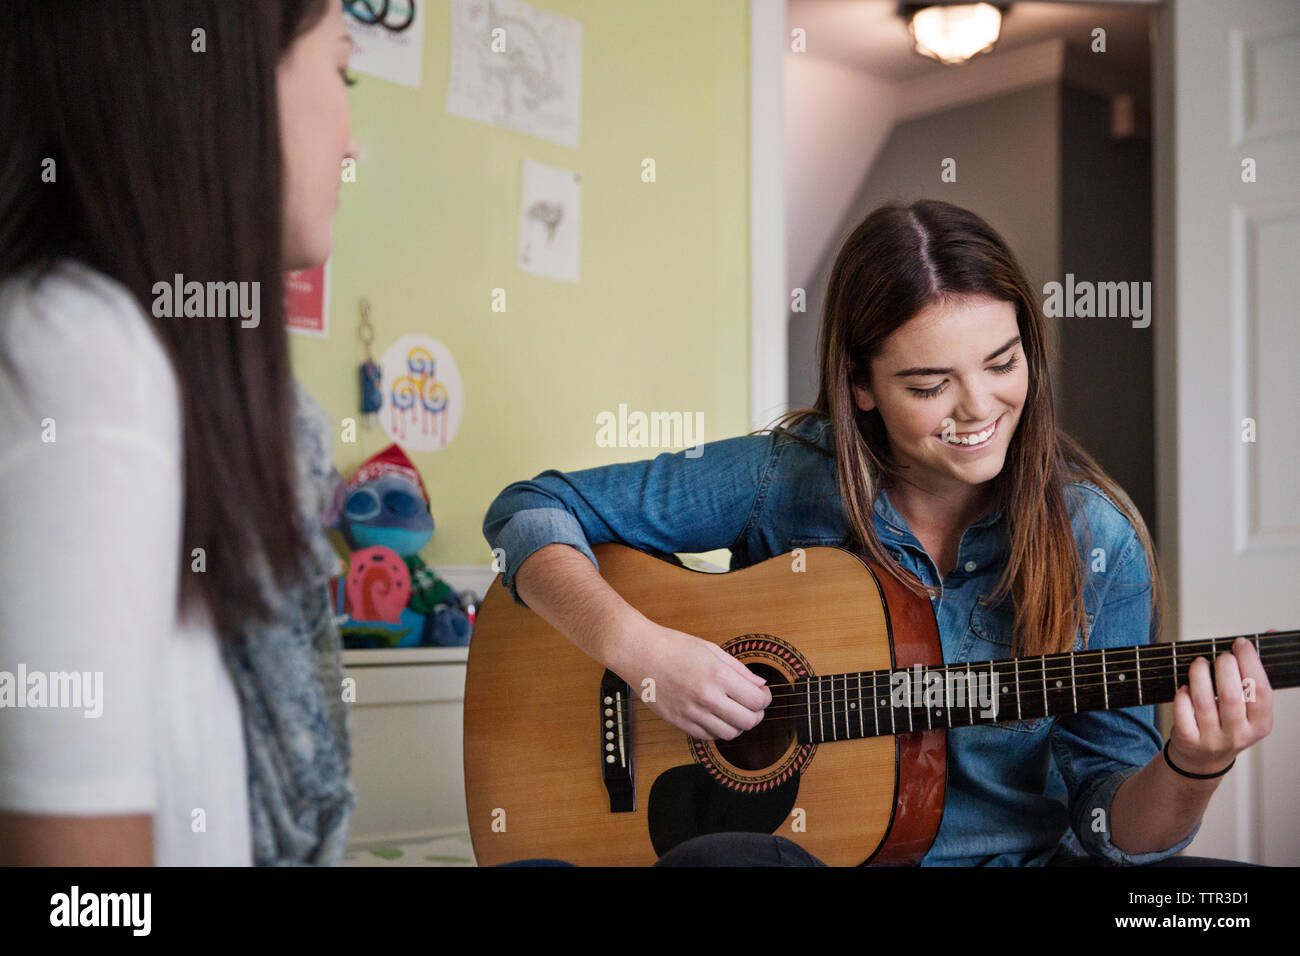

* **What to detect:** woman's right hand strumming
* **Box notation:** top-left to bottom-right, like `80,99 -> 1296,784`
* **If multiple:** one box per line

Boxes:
606,620 -> 772,741
513,542 -> 771,741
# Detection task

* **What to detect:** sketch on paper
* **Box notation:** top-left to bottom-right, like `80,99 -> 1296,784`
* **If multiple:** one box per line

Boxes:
518,160 -> 581,282
446,0 -> 583,149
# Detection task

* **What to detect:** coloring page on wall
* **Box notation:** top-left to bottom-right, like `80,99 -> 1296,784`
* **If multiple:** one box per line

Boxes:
518,159 -> 581,282
344,0 -> 425,88
379,334 -> 464,451
445,0 -> 583,148
285,259 -> 330,337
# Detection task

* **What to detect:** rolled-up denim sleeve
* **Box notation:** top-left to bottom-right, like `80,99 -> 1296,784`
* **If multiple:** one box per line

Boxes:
482,432 -> 774,609
1050,529 -> 1200,865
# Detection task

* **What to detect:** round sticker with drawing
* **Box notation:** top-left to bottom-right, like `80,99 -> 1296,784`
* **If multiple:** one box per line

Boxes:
378,334 -> 463,451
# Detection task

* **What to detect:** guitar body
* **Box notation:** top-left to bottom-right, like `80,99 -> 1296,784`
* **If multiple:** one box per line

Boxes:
464,544 -> 947,866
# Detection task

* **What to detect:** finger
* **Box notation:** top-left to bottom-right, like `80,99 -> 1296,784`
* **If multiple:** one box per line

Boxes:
1234,636 -> 1274,710
694,709 -> 744,741
712,694 -> 767,734
1213,648 -> 1246,734
732,658 -> 768,687
1186,656 -> 1221,738
716,658 -> 772,710
680,719 -> 711,740
713,644 -> 768,687
721,669 -> 771,712
1170,684 -> 1201,746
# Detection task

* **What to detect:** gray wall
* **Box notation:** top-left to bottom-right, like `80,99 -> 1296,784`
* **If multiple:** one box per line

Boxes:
789,82 -> 1062,410
1058,82 -> 1154,531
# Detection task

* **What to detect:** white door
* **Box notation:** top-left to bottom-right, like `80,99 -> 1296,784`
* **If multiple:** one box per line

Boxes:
1155,0 -> 1300,864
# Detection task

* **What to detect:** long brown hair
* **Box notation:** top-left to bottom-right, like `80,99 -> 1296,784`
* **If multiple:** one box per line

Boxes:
0,0 -> 332,637
765,200 -> 1162,655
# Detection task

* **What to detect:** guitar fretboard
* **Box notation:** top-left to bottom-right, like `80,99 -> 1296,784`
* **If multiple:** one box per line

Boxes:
791,630 -> 1300,744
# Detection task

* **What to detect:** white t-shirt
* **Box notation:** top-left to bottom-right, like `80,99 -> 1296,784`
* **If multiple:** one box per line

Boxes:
0,259 -> 251,865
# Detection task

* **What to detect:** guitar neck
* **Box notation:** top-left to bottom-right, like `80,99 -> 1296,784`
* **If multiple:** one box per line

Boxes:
794,630 -> 1300,743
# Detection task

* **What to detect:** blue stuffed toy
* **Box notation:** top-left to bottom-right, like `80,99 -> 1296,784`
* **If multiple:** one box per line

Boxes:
329,443 -> 472,648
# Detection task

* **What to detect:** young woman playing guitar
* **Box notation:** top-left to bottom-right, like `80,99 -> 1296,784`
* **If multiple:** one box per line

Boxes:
482,200 -> 1275,866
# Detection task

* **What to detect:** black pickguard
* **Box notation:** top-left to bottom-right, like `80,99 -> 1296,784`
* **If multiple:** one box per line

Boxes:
647,763 -> 801,857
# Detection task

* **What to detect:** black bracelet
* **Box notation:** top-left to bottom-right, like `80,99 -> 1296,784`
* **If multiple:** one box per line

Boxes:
1163,739 -> 1234,779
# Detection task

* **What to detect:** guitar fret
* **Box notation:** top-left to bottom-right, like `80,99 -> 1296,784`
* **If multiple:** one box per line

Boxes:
888,671 -> 896,734
1070,651 -> 1078,713
1101,648 -> 1109,710
820,676 -> 828,741
1073,647 -> 1103,712
989,661 -> 996,723
1013,658 -> 1022,719
1135,645 -> 1142,704
857,674 -> 864,738
905,669 -> 914,732
828,675 -> 835,741
806,679 -> 813,743
1115,646 -> 1140,708
829,675 -> 836,740
1040,656 -> 1048,716
842,671 -> 852,738
872,672 -> 880,737
926,667 -> 933,730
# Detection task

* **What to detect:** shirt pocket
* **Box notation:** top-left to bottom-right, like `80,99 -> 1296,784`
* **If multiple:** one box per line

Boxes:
789,534 -> 849,551
968,596 -> 1050,734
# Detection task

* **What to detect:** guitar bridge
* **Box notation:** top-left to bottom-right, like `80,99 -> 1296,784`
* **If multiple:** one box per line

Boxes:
599,669 -> 635,812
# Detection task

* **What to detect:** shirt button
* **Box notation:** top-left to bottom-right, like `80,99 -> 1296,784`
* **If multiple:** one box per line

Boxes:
964,560 -> 977,572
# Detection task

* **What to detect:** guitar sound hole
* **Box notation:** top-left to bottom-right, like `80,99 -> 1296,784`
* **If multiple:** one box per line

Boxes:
713,662 -> 795,771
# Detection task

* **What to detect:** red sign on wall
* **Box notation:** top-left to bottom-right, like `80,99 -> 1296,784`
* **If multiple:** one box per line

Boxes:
285,260 -> 330,337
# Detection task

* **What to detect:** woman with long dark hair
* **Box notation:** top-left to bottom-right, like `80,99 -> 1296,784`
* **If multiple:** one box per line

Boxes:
483,200 -> 1275,865
0,0 -> 358,864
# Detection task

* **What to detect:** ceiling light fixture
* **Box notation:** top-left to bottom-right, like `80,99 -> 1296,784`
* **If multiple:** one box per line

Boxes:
900,2 -> 1007,66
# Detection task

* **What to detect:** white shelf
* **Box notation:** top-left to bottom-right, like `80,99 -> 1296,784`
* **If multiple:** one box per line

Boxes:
342,646 -> 469,666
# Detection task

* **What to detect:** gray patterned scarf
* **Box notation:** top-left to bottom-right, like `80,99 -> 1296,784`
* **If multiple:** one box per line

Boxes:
218,380 -> 356,865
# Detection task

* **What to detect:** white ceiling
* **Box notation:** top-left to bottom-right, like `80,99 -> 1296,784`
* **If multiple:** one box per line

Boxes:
787,0 -> 1154,84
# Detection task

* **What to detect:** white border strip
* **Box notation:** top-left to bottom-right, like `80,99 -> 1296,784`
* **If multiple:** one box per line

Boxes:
750,0 -> 788,431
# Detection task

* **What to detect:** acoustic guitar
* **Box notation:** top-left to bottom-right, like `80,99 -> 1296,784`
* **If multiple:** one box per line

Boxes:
463,543 -> 1298,866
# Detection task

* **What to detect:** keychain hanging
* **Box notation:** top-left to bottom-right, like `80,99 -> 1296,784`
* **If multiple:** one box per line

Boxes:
359,298 -> 382,428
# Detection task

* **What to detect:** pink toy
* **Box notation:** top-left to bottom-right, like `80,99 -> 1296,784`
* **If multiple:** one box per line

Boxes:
344,546 -> 410,623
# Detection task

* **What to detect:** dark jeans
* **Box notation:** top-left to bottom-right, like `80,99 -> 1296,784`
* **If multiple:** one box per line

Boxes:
497,832 -> 1261,866
648,832 -> 1260,866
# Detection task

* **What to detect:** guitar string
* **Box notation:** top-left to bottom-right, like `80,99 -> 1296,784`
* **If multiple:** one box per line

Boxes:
598,642 -> 1300,715
605,664 -> 1300,745
586,633 -> 1300,716
563,635 -> 1300,712
577,660 -> 1300,751
763,644 -> 1300,705
608,653 -> 1300,724
596,671 -> 1300,751
600,663 -> 1300,749
585,651 -> 1300,745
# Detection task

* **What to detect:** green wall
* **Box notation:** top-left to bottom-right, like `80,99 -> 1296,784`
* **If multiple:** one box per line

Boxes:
290,0 -> 752,569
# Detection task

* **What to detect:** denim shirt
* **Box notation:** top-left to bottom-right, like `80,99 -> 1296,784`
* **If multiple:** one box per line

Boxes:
482,413 -> 1198,866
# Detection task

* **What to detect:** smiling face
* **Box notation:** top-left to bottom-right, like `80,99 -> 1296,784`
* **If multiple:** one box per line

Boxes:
277,0 -> 360,270
852,294 -> 1029,498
